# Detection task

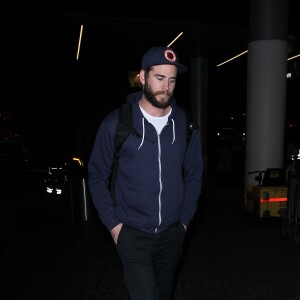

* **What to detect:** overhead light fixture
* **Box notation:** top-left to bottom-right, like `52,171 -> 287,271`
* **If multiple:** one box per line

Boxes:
216,50 -> 248,67
76,25 -> 84,60
167,32 -> 183,47
288,53 -> 300,61
217,50 -> 300,67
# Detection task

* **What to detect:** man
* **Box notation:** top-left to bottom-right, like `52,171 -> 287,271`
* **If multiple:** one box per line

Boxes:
88,46 -> 203,300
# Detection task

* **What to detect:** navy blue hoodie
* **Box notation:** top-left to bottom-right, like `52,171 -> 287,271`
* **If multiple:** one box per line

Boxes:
88,91 -> 203,234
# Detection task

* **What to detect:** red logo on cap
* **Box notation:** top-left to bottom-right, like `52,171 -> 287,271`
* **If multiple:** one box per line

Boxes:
164,49 -> 176,62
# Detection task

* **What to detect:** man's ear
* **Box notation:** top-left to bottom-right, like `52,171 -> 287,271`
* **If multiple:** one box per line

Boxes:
139,69 -> 145,85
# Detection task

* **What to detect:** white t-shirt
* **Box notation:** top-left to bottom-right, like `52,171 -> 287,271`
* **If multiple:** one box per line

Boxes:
139,106 -> 171,134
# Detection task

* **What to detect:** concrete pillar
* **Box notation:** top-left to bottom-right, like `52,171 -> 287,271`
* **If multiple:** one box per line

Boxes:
190,54 -> 208,182
245,0 -> 289,187
190,55 -> 208,155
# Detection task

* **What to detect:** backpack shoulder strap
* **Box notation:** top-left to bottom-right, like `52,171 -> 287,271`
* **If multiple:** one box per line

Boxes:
111,102 -> 133,206
114,102 -> 133,156
185,110 -> 199,144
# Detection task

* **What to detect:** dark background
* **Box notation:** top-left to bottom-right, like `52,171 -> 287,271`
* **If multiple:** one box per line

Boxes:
1,0 -> 300,160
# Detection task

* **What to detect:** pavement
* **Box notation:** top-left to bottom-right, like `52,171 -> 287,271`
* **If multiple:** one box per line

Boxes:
1,176 -> 300,300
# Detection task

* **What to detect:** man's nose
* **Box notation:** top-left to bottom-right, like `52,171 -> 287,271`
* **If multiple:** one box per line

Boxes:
163,80 -> 170,90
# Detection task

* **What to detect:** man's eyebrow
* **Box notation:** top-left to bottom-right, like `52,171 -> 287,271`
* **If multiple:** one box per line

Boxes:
154,74 -> 177,80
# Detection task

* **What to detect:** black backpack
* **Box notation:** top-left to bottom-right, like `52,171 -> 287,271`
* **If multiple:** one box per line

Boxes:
110,102 -> 198,206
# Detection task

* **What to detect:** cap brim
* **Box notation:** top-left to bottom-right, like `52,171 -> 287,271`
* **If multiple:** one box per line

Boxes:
176,63 -> 188,73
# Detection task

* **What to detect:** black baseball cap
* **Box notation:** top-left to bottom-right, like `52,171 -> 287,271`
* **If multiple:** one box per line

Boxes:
141,46 -> 188,73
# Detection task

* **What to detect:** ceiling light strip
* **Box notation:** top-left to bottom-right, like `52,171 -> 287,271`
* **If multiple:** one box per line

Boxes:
216,50 -> 248,67
167,32 -> 183,47
76,24 -> 84,60
217,50 -> 300,67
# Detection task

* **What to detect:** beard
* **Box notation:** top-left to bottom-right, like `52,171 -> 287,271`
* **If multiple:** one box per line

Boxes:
143,80 -> 173,109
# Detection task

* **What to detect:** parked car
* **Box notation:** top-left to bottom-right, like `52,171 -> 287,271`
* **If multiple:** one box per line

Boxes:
44,165 -> 67,195
43,155 -> 87,195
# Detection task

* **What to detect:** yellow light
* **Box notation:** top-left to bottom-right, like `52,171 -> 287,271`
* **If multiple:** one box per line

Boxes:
216,50 -> 248,67
73,157 -> 83,166
217,50 -> 300,67
76,25 -> 84,60
287,53 -> 300,61
167,32 -> 183,47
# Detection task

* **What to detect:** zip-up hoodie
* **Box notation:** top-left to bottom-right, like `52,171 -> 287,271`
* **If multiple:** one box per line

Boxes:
88,91 -> 203,234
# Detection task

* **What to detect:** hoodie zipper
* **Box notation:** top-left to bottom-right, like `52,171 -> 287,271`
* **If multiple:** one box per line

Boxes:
156,133 -> 162,233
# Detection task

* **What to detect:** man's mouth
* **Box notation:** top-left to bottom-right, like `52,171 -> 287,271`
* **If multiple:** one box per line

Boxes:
156,91 -> 170,96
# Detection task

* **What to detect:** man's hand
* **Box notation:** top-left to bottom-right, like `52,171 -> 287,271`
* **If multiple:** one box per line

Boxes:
111,223 -> 123,244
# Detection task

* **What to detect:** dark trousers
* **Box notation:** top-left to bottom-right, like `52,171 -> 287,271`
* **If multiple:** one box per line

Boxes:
116,222 -> 186,300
